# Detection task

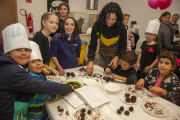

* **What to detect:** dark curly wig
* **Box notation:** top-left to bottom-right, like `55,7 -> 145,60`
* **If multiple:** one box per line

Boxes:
57,17 -> 78,43
98,2 -> 123,34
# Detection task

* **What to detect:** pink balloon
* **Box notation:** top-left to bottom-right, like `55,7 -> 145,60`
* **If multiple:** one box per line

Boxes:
158,0 -> 172,10
148,0 -> 159,9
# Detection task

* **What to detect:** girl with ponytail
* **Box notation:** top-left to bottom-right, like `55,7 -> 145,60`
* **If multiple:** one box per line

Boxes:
32,12 -> 59,75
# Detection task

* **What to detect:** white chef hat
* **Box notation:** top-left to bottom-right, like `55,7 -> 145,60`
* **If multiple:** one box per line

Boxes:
132,24 -> 140,34
2,23 -> 31,54
146,19 -> 160,35
29,41 -> 43,62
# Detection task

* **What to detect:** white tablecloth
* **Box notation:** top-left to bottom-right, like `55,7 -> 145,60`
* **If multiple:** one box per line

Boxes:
45,65 -> 180,120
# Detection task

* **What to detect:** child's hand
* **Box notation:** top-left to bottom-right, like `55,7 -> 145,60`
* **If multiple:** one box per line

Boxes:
148,86 -> 163,93
135,79 -> 145,89
51,68 -> 58,76
112,75 -> 119,79
137,63 -> 141,70
69,84 -> 75,90
105,67 -> 112,74
143,66 -> 151,74
42,68 -> 49,75
59,68 -> 66,76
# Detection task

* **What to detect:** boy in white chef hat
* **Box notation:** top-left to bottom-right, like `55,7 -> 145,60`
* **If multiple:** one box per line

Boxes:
137,19 -> 160,79
0,23 -> 74,120
27,41 -> 61,120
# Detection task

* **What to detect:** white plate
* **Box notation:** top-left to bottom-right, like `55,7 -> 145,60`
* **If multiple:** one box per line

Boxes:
73,105 -> 101,120
141,100 -> 170,118
119,94 -> 139,105
178,110 -> 180,117
125,85 -> 147,96
83,79 -> 97,86
104,83 -> 121,93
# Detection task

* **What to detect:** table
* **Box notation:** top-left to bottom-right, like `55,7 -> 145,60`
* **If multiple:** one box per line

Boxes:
45,65 -> 180,120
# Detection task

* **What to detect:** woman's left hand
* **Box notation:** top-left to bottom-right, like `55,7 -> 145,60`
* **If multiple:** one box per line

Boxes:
110,56 -> 119,69
148,86 -> 163,93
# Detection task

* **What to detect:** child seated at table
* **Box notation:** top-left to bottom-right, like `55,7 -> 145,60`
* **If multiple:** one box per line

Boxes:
27,41 -> 62,120
0,23 -> 74,120
135,51 -> 180,104
104,50 -> 138,84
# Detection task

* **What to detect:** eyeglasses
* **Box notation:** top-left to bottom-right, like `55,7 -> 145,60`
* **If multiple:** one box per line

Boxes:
144,33 -> 154,36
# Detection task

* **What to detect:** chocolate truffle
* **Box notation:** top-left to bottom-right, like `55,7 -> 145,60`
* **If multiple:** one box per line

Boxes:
125,93 -> 130,97
106,77 -> 111,80
120,106 -> 124,111
71,74 -> 75,77
117,109 -> 121,114
129,107 -> 134,112
81,117 -> 85,120
81,108 -> 86,112
66,72 -> 70,77
124,111 -> 129,115
103,77 -> 107,80
111,78 -> 114,82
87,110 -> 91,114
80,112 -> 85,117
131,96 -> 136,100
106,79 -> 109,82
70,72 -> 74,75
125,97 -> 131,103
131,99 -> 136,103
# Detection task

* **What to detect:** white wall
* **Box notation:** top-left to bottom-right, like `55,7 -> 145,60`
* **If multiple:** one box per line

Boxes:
98,0 -> 180,41
17,0 -> 98,38
17,0 -> 47,38
17,0 -> 180,39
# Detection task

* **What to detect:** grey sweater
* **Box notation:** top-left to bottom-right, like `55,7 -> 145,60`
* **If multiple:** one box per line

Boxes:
158,21 -> 176,53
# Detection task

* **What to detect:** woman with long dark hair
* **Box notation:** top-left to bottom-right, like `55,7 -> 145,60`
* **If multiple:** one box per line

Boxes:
87,2 -> 127,75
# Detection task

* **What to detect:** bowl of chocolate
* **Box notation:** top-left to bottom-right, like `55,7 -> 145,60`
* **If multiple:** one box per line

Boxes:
64,81 -> 82,89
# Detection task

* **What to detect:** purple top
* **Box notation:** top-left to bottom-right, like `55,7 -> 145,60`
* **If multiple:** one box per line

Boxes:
50,32 -> 81,69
